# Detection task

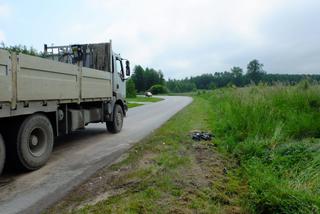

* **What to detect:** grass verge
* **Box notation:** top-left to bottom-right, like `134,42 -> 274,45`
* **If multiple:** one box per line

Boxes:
127,103 -> 144,108
207,84 -> 320,214
127,97 -> 164,103
46,84 -> 319,213
46,97 -> 242,214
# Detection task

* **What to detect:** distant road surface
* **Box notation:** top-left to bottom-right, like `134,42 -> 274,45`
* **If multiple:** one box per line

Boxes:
0,96 -> 192,214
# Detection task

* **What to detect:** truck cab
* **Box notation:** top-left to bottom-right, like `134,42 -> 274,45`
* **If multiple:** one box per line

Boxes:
113,53 -> 128,101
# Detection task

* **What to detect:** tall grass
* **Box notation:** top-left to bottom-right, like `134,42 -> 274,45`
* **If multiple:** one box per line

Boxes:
207,83 -> 320,213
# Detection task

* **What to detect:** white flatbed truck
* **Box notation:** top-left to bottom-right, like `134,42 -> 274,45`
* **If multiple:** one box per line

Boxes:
0,42 -> 130,174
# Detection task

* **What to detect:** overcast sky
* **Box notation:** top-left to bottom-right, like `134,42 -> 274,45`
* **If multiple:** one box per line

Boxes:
0,0 -> 319,79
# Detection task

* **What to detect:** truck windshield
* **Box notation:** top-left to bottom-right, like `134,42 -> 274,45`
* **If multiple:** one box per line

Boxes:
115,59 -> 122,74
115,59 -> 124,79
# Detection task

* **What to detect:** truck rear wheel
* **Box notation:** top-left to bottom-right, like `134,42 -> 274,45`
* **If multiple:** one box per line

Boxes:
0,134 -> 5,175
107,104 -> 123,133
16,114 -> 54,171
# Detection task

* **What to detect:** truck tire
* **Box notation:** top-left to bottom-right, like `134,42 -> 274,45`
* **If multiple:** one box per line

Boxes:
0,134 -> 5,175
107,104 -> 123,133
16,114 -> 54,171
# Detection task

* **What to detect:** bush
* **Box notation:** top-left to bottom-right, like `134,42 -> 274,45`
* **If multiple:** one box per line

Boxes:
149,84 -> 168,95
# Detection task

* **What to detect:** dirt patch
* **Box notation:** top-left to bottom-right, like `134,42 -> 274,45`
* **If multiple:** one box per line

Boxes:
47,135 -> 241,213
137,152 -> 157,169
46,151 -> 159,213
47,139 -> 242,214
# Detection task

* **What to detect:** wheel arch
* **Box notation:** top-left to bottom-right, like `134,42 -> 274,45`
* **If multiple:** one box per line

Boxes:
115,99 -> 126,116
0,110 -> 57,142
25,111 -> 57,137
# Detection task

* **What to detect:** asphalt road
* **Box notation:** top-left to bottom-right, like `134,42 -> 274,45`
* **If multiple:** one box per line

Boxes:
0,96 -> 192,214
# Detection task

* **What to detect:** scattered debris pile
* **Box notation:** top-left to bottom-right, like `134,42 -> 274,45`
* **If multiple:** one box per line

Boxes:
191,131 -> 214,141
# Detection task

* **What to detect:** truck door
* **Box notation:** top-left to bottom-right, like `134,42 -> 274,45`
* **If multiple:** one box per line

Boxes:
113,56 -> 126,98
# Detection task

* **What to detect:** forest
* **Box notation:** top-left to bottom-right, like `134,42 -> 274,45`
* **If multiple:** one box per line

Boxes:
127,59 -> 320,96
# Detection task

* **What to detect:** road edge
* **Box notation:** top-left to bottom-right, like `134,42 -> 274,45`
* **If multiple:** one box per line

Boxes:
24,96 -> 193,214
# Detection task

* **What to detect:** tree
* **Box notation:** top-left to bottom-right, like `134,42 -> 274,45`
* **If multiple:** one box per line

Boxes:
209,82 -> 216,90
149,84 -> 168,94
231,67 -> 243,78
131,65 -> 165,92
131,65 -> 145,92
126,78 -> 137,98
230,67 -> 243,86
246,59 -> 266,84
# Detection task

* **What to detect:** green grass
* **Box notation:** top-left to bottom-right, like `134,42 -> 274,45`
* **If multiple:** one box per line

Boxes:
77,97 -> 239,213
206,83 -> 320,214
48,84 -> 320,214
127,97 -> 164,103
47,97 -> 241,214
168,90 -> 212,97
127,103 -> 144,108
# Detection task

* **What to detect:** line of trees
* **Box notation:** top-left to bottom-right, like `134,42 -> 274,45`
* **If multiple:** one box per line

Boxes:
166,60 -> 320,93
0,43 -> 40,56
128,59 -> 320,95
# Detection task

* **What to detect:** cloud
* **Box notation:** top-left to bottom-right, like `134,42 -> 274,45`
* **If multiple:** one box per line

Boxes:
0,2 -> 11,42
236,0 -> 320,74
73,0 -> 287,78
0,3 -> 11,17
2,0 -> 319,78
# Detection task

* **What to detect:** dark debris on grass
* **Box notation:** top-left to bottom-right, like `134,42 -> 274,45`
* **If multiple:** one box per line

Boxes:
191,131 -> 214,141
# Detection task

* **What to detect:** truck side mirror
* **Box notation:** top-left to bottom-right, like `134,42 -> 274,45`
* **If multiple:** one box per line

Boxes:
125,60 -> 131,76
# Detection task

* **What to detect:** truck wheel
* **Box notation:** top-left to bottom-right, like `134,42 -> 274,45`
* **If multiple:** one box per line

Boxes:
107,104 -> 123,133
16,114 -> 54,171
0,134 -> 5,175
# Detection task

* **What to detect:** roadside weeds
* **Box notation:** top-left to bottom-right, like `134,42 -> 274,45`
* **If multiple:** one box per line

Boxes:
46,97 -> 243,214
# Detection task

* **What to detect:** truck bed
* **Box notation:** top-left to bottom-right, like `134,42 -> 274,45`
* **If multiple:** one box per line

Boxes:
0,49 -> 112,106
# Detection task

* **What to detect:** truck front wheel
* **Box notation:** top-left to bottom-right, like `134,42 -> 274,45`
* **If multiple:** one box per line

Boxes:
16,114 -> 54,171
0,134 -> 5,175
107,104 -> 124,133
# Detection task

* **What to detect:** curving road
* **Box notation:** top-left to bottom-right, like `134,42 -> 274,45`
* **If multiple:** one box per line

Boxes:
0,96 -> 192,214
